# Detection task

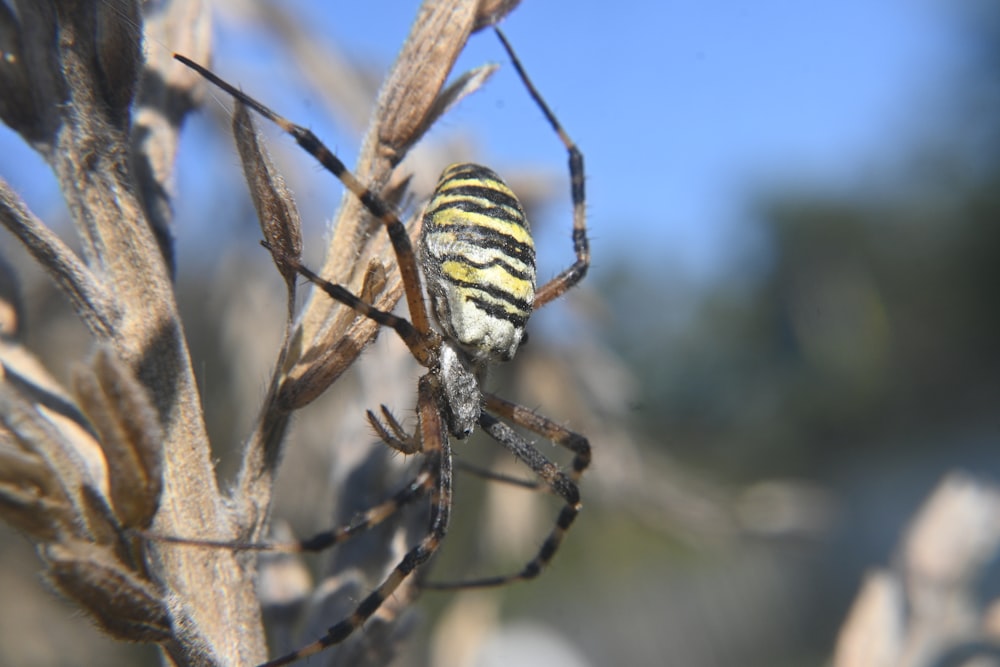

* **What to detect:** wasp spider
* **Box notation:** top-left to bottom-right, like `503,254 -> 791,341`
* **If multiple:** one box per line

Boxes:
174,28 -> 590,667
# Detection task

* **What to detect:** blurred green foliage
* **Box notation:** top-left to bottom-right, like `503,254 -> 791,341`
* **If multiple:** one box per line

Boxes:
602,4 -> 1000,486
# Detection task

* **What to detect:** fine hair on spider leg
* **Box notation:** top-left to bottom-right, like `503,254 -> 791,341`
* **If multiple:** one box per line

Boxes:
165,27 -> 591,667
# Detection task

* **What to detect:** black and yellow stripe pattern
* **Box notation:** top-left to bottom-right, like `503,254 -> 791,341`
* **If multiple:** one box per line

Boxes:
420,163 -> 536,363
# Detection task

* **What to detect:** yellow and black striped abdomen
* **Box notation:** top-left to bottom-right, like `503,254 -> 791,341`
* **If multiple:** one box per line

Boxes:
420,163 -> 536,362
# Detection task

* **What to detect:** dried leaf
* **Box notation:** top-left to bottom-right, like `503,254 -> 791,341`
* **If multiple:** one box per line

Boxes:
0,382 -> 96,540
79,482 -> 123,551
371,0 -> 484,163
0,178 -> 117,339
72,347 -> 164,530
417,63 -> 499,144
473,0 -> 524,31
359,258 -> 389,304
0,481 -> 74,541
0,437 -> 52,491
0,436 -> 76,538
232,101 -> 303,284
44,540 -> 171,644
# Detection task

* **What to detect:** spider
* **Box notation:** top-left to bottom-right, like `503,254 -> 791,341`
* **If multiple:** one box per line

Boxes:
172,27 -> 590,667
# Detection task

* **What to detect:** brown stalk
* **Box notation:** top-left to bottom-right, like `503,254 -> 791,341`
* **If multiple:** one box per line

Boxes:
0,0 -> 519,665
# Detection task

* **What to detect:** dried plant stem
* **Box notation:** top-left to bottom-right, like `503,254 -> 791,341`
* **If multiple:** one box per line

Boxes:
0,0 -> 520,665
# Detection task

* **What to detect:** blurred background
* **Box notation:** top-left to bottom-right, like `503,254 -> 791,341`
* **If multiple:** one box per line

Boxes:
2,0 -> 1000,665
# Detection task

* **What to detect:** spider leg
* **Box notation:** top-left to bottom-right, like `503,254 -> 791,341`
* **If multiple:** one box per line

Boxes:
369,415 -> 551,490
175,54 -> 434,350
483,392 -> 591,482
454,458 -> 542,490
367,404 -> 420,455
141,463 -> 431,554
423,410 -> 581,590
260,374 -> 452,667
268,246 -> 438,364
494,29 -> 589,309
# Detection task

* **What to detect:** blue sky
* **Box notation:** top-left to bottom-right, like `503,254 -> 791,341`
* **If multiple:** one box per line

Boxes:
0,1 -> 969,286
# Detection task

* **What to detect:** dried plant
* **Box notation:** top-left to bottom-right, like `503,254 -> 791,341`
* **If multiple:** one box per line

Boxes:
0,0 -> 522,665
833,473 -> 1000,667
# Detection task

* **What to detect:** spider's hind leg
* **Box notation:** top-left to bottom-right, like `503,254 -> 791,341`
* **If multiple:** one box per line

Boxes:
423,396 -> 589,591
484,392 -> 591,483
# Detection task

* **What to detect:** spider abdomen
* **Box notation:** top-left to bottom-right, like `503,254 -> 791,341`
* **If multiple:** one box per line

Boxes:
420,163 -> 536,362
